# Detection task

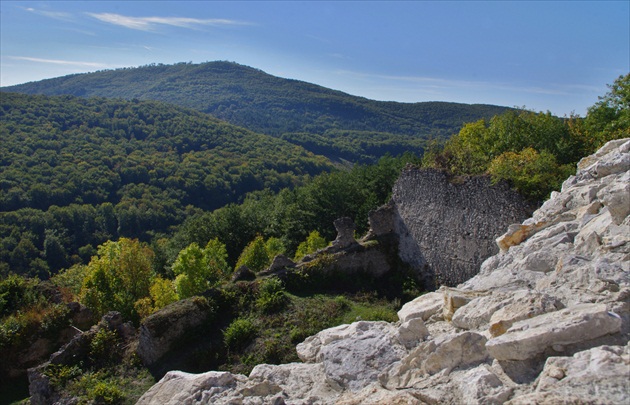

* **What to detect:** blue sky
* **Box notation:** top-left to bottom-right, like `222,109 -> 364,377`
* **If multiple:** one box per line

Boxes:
1,1 -> 628,117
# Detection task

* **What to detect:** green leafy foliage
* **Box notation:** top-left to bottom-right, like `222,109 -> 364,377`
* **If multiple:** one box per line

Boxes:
89,328 -> 121,367
0,92 -> 332,277
423,76 -> 630,201
223,318 -> 257,350
149,277 -> 178,310
50,264 -> 88,300
294,231 -> 328,261
45,362 -> 154,405
79,238 -> 155,321
172,239 -> 230,298
487,148 -> 574,201
255,277 -> 288,313
235,236 -> 272,273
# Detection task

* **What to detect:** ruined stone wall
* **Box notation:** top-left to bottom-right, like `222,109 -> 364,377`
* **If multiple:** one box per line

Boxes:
391,167 -> 534,288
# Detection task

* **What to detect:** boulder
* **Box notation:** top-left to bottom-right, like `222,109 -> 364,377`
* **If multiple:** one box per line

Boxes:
397,317 -> 430,349
397,291 -> 443,323
486,303 -> 622,361
231,265 -> 256,282
136,297 -> 214,367
298,321 -> 406,391
507,344 -> 630,405
454,365 -> 513,405
388,331 -> 488,388
136,370 -> 244,405
247,363 -> 341,403
442,287 -> 489,321
488,292 -> 563,337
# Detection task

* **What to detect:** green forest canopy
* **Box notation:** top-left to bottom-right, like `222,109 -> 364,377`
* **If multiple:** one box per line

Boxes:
4,61 -> 511,163
0,92 -> 333,277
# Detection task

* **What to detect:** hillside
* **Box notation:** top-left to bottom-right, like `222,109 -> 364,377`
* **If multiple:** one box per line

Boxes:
3,61 -> 511,162
137,137 -> 630,405
0,92 -> 332,276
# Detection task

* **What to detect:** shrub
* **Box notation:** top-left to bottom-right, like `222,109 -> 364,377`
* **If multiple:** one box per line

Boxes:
488,147 -> 573,201
294,231 -> 328,261
255,277 -> 287,313
235,236 -> 269,273
149,277 -> 178,310
90,329 -> 120,366
44,364 -> 83,389
50,264 -> 87,299
79,238 -> 155,322
173,239 -> 230,298
223,318 -> 256,350
89,381 -> 125,404
0,274 -> 42,317
40,303 -> 71,336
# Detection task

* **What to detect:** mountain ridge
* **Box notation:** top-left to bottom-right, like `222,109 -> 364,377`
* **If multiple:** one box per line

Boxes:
3,61 -> 511,162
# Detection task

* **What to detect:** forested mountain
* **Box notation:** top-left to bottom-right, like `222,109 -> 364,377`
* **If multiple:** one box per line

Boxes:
0,92 -> 333,276
3,61 -> 510,162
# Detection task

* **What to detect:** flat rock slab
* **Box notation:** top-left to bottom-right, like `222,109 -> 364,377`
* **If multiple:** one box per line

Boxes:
397,291 -> 443,322
486,303 -> 622,361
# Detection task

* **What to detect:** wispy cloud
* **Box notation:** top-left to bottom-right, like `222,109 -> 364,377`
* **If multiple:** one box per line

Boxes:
86,12 -> 251,31
335,70 -> 595,97
7,56 -> 113,69
23,7 -> 73,21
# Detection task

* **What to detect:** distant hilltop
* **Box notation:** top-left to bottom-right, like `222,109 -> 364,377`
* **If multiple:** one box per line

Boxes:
3,60 -> 511,163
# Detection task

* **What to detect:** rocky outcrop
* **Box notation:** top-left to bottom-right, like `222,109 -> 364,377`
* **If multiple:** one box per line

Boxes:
29,312 -> 135,405
137,138 -> 630,405
391,168 -> 534,288
136,297 -> 215,373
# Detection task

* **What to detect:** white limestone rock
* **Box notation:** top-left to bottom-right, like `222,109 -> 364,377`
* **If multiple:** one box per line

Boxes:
442,287 -> 489,321
507,344 -> 630,405
488,292 -> 563,337
397,317 -> 430,349
388,331 -> 488,388
136,370 -> 245,405
450,293 -> 507,330
397,291 -> 443,322
335,383 -> 424,405
315,321 -> 407,391
451,290 -> 563,333
454,365 -> 513,405
486,303 -> 622,361
246,362 -> 341,404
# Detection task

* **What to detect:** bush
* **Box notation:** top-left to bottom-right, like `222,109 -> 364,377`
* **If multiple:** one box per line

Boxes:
44,364 -> 83,389
294,231 -> 328,261
235,236 -> 270,273
488,147 -> 573,201
40,303 -> 71,336
90,329 -> 120,366
0,274 -> 42,317
89,381 -> 125,404
255,277 -> 287,313
223,318 -> 256,350
50,264 -> 87,299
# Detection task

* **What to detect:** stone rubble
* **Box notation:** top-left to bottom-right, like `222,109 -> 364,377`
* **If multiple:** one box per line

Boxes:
138,138 -> 630,404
